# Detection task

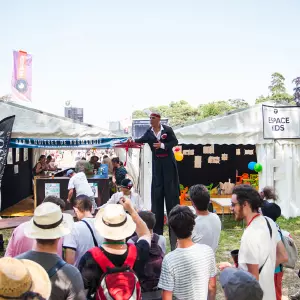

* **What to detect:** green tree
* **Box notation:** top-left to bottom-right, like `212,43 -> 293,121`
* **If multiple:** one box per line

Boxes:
268,72 -> 286,95
199,101 -> 232,119
255,72 -> 293,104
293,77 -> 300,105
132,110 -> 148,119
228,98 -> 249,109
167,100 -> 198,126
255,95 -> 269,104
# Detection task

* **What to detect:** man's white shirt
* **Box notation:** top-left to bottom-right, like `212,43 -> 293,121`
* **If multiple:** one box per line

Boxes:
100,191 -> 144,211
68,172 -> 93,197
151,125 -> 165,149
238,215 -> 280,300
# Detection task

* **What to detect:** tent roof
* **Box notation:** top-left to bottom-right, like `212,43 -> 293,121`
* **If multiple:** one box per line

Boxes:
0,100 -> 114,139
174,103 -> 272,145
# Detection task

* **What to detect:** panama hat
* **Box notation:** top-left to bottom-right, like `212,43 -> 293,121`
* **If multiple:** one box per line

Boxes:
95,204 -> 136,240
24,202 -> 74,240
0,257 -> 51,300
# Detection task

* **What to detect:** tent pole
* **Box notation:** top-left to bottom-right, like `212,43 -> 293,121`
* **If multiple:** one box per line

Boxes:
273,139 -> 276,190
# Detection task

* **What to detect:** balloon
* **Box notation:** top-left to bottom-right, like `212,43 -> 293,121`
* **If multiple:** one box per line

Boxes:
175,152 -> 184,161
254,163 -> 263,172
248,161 -> 256,171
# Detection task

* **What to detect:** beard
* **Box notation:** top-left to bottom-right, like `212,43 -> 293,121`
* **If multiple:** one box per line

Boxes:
234,207 -> 244,221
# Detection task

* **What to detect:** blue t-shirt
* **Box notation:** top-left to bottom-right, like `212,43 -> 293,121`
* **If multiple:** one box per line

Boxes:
275,223 -> 283,274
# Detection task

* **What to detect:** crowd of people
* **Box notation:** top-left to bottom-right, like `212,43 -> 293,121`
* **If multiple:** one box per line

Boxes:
1,183 -> 298,300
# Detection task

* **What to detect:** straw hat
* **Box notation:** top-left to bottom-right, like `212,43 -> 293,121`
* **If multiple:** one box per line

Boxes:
24,202 -> 74,240
0,257 -> 51,300
95,204 -> 136,240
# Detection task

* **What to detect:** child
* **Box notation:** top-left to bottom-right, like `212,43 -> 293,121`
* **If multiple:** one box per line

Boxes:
128,211 -> 166,300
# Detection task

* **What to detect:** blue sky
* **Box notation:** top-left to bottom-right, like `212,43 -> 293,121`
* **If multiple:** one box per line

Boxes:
0,0 -> 299,128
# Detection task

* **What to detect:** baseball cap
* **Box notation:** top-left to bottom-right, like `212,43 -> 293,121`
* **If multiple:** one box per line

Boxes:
121,178 -> 133,189
220,268 -> 263,300
66,169 -> 74,177
261,202 -> 281,222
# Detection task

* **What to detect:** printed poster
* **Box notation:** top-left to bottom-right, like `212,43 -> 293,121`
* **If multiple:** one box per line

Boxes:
89,183 -> 98,197
15,148 -> 19,162
14,165 -> 19,174
203,145 -> 214,154
45,183 -> 60,198
194,156 -> 202,168
24,148 -> 28,161
7,149 -> 13,164
244,149 -> 254,155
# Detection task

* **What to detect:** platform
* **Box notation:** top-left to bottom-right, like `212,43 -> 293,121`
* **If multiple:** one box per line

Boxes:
0,209 -> 75,230
0,197 -> 34,217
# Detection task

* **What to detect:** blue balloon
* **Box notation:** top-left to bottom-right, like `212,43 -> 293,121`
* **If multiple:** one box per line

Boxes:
248,161 -> 256,170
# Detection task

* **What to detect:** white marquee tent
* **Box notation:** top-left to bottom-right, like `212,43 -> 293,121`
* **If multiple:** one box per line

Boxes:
0,100 -> 113,139
174,103 -> 300,218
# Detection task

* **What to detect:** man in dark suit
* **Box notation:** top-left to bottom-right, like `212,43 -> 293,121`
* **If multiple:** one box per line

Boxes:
134,112 -> 180,249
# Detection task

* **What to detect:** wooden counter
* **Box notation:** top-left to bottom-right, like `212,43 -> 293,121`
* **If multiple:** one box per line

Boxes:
34,175 -> 110,210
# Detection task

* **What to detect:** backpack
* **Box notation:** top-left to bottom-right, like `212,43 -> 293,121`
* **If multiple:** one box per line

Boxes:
131,233 -> 164,292
279,228 -> 298,269
47,259 -> 66,278
88,244 -> 142,300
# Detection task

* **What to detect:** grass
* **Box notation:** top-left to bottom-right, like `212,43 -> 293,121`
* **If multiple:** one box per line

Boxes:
1,215 -> 300,299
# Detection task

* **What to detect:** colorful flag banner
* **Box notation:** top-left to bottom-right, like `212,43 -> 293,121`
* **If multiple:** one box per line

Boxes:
10,137 -> 127,148
11,50 -> 32,102
0,116 -> 15,210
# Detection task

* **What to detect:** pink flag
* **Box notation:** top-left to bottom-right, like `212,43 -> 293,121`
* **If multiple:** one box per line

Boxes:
11,50 -> 32,102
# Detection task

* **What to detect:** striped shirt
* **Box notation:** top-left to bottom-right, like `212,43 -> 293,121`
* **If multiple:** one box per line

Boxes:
158,244 -> 216,300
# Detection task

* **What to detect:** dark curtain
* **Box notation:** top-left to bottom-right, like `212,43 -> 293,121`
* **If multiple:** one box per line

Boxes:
1,148 -> 33,210
177,144 -> 257,188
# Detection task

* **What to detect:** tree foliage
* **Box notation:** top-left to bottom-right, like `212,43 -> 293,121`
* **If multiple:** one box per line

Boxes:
132,72 -> 295,127
293,77 -> 300,105
132,99 -> 249,126
255,72 -> 293,104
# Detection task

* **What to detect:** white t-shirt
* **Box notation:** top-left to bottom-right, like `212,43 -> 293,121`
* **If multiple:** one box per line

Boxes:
192,213 -> 221,252
63,218 -> 103,267
158,244 -> 216,300
238,215 -> 279,300
100,191 -> 144,211
68,172 -> 93,197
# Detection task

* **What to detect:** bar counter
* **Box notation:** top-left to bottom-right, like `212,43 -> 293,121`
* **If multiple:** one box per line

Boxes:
34,174 -> 110,210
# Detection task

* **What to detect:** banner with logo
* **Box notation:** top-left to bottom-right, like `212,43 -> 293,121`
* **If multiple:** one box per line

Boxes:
262,105 -> 300,139
11,50 -> 32,102
0,116 -> 15,210
10,137 -> 127,148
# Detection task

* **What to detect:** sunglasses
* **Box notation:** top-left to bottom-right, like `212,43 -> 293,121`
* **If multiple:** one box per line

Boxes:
150,117 -> 156,120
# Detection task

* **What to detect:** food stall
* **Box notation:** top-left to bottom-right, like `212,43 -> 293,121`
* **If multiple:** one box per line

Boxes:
34,173 -> 110,209
0,100 -> 125,213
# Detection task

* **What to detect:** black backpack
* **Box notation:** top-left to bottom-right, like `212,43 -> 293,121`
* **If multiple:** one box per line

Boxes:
131,233 -> 164,292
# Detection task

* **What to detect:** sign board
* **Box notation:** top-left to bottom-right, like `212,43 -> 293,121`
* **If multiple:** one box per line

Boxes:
262,105 -> 300,139
45,183 -> 60,198
89,182 -> 98,197
132,118 -> 168,139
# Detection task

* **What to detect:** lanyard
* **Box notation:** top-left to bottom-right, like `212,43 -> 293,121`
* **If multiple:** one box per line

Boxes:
247,213 -> 261,227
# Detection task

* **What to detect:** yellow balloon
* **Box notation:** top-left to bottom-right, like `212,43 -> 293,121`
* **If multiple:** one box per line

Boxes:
175,152 -> 184,161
